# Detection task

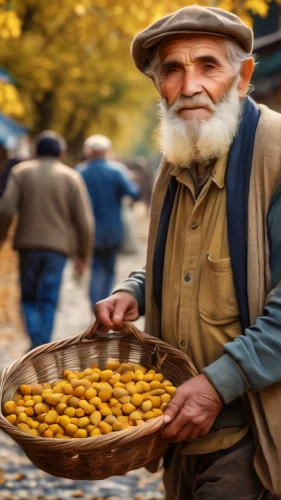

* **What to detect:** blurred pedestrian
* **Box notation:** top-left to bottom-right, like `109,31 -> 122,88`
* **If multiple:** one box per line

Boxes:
0,130 -> 94,350
108,157 -> 140,255
76,134 -> 141,307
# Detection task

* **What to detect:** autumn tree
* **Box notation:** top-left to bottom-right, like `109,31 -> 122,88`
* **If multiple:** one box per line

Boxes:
0,0 -> 279,157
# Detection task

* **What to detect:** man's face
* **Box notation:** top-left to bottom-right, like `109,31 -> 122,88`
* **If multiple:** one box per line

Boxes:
157,35 -> 237,120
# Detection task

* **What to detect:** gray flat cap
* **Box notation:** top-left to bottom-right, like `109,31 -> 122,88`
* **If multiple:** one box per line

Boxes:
131,5 -> 253,73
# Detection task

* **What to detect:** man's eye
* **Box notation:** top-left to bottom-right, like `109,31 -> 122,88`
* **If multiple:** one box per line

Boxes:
204,64 -> 215,70
160,66 -> 184,81
167,68 -> 179,74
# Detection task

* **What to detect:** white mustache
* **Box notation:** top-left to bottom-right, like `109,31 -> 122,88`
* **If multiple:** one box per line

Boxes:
168,95 -> 216,115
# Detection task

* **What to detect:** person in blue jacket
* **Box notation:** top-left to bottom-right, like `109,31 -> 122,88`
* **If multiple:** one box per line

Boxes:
76,134 -> 141,307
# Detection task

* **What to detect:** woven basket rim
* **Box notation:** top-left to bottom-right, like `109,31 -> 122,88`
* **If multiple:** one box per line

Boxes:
0,321 -> 198,386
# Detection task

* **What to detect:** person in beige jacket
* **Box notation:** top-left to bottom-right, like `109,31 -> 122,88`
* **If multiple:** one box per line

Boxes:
0,131 -> 94,350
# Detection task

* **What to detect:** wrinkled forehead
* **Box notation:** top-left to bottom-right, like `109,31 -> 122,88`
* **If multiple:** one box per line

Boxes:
158,34 -> 229,62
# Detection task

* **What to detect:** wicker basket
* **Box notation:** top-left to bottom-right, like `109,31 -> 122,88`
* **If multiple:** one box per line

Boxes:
0,321 -> 197,480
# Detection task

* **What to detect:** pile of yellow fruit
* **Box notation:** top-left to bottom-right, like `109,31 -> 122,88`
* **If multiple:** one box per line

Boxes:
3,360 -> 176,439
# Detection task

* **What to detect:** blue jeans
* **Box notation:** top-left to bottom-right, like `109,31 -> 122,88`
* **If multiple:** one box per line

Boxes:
19,250 -> 67,350
90,248 -> 118,306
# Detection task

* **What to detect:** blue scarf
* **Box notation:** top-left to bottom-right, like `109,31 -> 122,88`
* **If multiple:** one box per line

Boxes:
226,96 -> 260,329
153,96 -> 260,330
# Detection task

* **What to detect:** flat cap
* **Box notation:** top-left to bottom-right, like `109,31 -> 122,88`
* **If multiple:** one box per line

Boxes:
131,5 -> 253,73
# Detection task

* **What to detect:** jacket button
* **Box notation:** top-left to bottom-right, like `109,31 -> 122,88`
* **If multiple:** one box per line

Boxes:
181,340 -> 186,347
184,274 -> 191,282
191,223 -> 197,229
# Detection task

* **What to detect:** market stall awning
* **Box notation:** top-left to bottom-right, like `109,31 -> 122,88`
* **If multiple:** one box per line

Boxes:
0,113 -> 28,150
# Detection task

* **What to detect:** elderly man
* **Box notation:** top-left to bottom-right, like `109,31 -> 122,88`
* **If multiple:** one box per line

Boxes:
95,6 -> 281,499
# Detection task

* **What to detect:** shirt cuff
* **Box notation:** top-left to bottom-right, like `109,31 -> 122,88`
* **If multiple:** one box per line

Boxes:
202,354 -> 250,404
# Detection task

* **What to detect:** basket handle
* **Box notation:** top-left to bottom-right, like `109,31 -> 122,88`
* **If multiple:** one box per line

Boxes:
78,320 -> 149,344
74,321 -> 198,377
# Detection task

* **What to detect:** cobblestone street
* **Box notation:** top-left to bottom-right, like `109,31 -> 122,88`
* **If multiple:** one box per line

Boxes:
0,204 -> 165,500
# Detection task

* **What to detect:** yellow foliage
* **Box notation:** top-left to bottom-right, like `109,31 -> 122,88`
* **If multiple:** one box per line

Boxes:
0,83 -> 24,119
0,0 -> 275,154
0,10 -> 21,39
217,0 -> 271,26
244,0 -> 270,16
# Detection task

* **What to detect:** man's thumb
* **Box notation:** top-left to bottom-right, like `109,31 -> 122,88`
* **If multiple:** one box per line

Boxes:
163,414 -> 172,424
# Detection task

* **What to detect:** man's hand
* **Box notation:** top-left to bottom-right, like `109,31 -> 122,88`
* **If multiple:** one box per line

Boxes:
94,291 -> 139,332
161,374 -> 223,442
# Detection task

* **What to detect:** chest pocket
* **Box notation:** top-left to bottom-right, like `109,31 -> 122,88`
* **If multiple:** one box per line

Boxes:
199,255 -> 240,325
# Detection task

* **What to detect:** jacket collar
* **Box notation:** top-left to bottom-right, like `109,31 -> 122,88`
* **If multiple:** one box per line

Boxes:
169,153 -> 228,190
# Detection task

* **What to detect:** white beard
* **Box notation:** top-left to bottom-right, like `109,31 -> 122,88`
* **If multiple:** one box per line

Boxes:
157,83 -> 242,168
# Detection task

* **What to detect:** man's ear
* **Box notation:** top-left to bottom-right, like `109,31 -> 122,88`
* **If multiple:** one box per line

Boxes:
237,58 -> 255,98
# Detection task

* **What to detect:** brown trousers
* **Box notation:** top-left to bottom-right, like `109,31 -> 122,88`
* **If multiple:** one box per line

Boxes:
163,432 -> 274,500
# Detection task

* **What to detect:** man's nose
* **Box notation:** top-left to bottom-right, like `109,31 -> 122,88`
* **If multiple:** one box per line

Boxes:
180,68 -> 202,97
